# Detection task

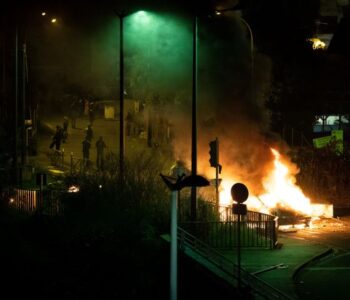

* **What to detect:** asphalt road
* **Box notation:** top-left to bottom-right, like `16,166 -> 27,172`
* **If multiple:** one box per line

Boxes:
287,216 -> 350,299
33,114 -> 161,173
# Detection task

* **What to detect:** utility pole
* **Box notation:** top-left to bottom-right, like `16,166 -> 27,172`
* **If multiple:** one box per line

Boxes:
14,26 -> 19,184
21,42 -> 27,167
116,11 -> 126,188
190,14 -> 198,222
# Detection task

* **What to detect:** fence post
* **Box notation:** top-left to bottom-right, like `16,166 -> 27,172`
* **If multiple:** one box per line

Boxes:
70,152 -> 74,174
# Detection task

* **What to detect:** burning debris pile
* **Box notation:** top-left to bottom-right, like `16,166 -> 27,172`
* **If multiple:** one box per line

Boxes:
214,148 -> 333,227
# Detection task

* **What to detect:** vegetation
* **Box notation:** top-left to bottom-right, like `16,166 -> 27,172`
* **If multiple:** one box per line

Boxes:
0,149 -> 241,299
293,141 -> 350,206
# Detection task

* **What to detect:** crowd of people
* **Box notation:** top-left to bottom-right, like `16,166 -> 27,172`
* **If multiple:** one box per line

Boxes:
49,96 -> 107,171
49,94 -> 173,171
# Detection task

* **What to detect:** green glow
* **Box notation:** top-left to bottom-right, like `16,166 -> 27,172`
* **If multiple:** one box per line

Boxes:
124,12 -> 192,100
131,10 -> 151,25
87,12 -> 192,101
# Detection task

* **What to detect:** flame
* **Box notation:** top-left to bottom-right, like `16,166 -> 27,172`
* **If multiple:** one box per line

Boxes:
68,185 -> 80,193
308,38 -> 326,50
259,148 -> 312,215
217,148 -> 330,218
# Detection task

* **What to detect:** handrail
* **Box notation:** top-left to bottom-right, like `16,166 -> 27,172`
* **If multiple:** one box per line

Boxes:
178,226 -> 292,300
180,219 -> 278,249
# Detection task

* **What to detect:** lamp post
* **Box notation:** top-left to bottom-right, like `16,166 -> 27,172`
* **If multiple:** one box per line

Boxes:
160,173 -> 209,300
115,11 -> 126,186
114,10 -> 148,187
14,26 -> 19,184
14,12 -> 28,184
190,14 -> 198,222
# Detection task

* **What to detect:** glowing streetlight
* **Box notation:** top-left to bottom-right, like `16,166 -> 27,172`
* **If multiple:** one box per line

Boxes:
51,18 -> 57,23
114,10 -> 151,186
41,12 -> 46,16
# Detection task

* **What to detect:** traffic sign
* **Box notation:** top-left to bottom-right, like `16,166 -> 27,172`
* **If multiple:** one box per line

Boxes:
231,183 -> 249,203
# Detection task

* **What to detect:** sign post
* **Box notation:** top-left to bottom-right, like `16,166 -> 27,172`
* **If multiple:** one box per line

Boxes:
231,183 -> 249,289
160,173 -> 209,300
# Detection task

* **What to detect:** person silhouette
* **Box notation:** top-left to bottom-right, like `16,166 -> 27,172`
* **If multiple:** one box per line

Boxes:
96,136 -> 107,170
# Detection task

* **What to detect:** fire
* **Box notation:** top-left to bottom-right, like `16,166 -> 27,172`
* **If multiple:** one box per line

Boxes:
307,38 -> 326,50
218,148 -> 330,218
258,148 -> 312,215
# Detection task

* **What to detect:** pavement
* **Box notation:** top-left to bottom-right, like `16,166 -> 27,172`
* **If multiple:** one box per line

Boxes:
219,232 -> 332,299
294,250 -> 350,300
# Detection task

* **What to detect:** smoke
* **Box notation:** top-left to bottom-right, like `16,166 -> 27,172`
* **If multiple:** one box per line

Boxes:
170,12 -> 277,195
124,11 -> 193,101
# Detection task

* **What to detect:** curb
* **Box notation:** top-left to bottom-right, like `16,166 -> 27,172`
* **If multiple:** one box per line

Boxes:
292,247 -> 334,282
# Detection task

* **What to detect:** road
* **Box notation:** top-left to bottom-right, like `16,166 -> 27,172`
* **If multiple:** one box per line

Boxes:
32,114 -> 161,173
286,216 -> 350,299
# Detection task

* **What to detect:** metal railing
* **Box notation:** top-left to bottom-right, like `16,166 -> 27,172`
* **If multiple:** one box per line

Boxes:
180,220 -> 277,249
180,204 -> 278,249
8,188 -> 65,216
10,188 -> 37,213
178,226 -> 292,300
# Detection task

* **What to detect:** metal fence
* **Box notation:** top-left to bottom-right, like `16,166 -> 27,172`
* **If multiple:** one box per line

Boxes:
10,188 -> 37,213
8,188 -> 65,216
180,205 -> 278,249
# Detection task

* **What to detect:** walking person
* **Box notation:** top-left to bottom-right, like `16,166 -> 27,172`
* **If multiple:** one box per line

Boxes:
49,125 -> 64,151
96,136 -> 106,171
82,138 -> 91,169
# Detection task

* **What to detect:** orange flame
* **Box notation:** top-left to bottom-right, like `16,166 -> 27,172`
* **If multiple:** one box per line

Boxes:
217,148 -> 329,218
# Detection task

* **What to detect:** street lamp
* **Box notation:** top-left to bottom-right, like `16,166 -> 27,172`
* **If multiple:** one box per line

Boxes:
115,11 -> 126,186
160,173 -> 209,300
13,12 -> 29,184
189,10 -> 253,221
190,14 -> 198,222
114,10 -> 149,187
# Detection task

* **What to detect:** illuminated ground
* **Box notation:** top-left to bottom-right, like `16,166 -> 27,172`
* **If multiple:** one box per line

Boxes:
284,216 -> 350,299
28,112 -> 173,180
